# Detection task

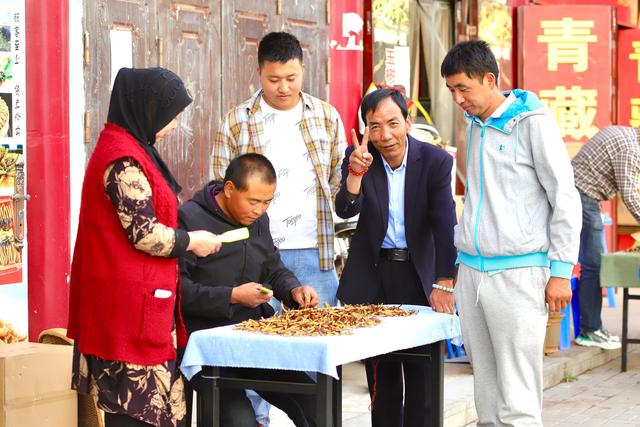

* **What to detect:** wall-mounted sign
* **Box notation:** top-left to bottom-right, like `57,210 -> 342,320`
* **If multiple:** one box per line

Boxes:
617,29 -> 640,127
518,5 -> 613,143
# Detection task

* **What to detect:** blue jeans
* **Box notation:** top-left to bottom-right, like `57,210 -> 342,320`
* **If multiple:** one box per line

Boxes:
271,248 -> 339,311
246,389 -> 270,426
578,191 -> 603,333
257,249 -> 338,424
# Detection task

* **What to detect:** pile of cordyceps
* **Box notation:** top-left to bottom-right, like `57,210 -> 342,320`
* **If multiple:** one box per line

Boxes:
234,304 -> 416,336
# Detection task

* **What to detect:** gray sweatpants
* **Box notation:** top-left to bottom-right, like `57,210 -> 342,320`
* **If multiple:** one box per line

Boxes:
455,264 -> 549,427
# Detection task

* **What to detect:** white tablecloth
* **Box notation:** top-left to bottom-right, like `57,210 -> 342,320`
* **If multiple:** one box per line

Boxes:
180,305 -> 461,380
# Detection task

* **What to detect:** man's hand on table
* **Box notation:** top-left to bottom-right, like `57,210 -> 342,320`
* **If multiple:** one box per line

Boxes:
230,282 -> 273,308
291,285 -> 319,308
429,278 -> 455,314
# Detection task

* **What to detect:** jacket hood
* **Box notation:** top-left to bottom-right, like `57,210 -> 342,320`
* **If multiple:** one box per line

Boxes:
466,89 -> 547,134
191,181 -> 218,212
191,181 -> 241,226
191,181 -> 265,231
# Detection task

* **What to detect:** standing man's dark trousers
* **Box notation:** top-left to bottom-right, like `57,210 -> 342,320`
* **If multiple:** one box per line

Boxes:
578,190 -> 604,333
364,256 -> 432,427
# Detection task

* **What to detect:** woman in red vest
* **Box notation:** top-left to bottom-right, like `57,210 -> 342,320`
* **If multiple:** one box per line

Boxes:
67,68 -> 222,427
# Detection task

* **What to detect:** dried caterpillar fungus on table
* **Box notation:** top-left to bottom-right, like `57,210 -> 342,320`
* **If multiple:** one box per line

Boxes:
234,304 -> 417,337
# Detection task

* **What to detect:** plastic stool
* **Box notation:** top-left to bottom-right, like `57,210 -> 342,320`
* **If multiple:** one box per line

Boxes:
606,287 -> 617,307
445,339 -> 464,359
445,339 -> 454,359
570,277 -> 581,339
559,302 -> 572,349
600,219 -> 617,308
445,339 -> 464,358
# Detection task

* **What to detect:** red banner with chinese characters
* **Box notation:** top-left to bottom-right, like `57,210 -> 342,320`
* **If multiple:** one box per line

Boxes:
617,0 -> 638,28
617,29 -> 640,126
518,5 -> 613,143
531,0 -> 635,28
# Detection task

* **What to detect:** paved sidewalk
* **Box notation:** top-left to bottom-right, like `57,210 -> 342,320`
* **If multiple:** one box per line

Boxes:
193,289 -> 638,426
268,289 -> 637,426
540,347 -> 640,426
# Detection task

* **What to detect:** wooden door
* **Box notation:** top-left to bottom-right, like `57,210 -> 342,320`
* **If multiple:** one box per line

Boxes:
278,0 -> 329,100
84,0 -> 156,154
220,0 -> 328,111
83,0 -> 329,198
220,1 -> 274,112
157,0 -> 221,199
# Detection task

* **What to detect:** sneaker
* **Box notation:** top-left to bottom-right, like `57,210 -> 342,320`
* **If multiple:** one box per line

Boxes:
575,330 -> 621,350
594,328 -> 620,342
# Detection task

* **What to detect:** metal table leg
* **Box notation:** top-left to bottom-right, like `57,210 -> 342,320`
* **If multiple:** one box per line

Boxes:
316,373 -> 334,426
211,366 -> 221,427
623,288 -> 629,372
428,342 -> 444,427
620,288 -> 640,372
334,365 -> 342,427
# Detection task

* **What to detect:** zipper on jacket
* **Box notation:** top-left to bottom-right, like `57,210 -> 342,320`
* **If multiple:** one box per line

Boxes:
464,127 -> 473,193
239,241 -> 248,282
473,124 -> 487,261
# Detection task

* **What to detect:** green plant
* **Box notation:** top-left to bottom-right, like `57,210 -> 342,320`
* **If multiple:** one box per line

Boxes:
373,0 -> 409,33
562,371 -> 577,383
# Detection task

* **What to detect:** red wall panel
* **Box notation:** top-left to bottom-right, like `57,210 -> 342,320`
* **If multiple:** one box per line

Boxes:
329,0 -> 364,137
25,0 -> 70,340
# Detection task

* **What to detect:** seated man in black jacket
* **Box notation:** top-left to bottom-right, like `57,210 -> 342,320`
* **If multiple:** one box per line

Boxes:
179,153 -> 319,427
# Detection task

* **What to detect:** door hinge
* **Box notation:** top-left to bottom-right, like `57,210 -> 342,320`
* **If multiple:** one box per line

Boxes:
84,111 -> 91,145
276,0 -> 282,15
11,156 -> 29,253
157,38 -> 164,67
326,57 -> 331,85
83,32 -> 90,67
326,0 -> 331,25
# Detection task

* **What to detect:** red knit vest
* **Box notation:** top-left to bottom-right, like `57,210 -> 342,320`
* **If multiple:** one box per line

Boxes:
67,123 -> 187,365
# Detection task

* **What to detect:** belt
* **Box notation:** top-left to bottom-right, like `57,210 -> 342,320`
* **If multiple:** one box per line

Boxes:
379,248 -> 410,262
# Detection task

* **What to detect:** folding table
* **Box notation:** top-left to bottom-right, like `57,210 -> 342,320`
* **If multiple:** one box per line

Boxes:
180,305 -> 461,426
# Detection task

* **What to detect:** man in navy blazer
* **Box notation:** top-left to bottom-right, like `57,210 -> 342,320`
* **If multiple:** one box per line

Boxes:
335,88 -> 457,427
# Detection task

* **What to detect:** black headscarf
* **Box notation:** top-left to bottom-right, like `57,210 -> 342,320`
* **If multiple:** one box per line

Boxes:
107,67 -> 192,194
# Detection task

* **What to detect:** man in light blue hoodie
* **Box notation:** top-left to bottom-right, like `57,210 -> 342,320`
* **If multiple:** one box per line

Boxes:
441,40 -> 582,426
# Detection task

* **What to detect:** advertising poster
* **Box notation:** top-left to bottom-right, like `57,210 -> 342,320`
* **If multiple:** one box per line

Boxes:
0,0 -> 26,343
518,5 -> 613,144
518,5 -> 616,251
617,29 -> 640,128
372,0 -> 411,93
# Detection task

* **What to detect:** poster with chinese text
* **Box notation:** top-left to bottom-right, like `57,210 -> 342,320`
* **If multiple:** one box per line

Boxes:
518,5 -> 613,144
618,29 -> 640,127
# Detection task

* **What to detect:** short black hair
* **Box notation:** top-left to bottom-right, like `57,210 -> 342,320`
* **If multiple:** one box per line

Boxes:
360,88 -> 408,124
440,40 -> 499,83
224,153 -> 277,191
258,32 -> 303,67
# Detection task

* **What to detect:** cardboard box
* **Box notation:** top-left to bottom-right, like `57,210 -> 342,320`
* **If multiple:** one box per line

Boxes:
565,142 -> 584,160
0,342 -> 77,427
618,194 -> 640,226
